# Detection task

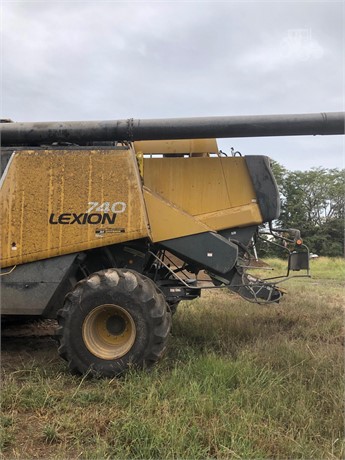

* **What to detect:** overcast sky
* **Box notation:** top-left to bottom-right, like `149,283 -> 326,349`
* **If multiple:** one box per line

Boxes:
2,1 -> 344,170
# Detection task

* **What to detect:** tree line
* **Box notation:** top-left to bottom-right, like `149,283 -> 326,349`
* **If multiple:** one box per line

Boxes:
257,162 -> 344,257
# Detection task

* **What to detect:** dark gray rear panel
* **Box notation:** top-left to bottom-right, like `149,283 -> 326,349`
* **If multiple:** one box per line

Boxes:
1,254 -> 78,317
245,156 -> 280,222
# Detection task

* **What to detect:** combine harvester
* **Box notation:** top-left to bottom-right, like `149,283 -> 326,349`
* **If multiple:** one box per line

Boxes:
1,112 -> 344,376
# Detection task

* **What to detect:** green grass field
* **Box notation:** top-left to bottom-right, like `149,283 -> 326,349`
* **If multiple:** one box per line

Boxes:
1,257 -> 344,459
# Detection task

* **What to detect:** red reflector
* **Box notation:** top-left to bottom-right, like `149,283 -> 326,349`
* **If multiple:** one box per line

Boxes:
296,239 -> 303,245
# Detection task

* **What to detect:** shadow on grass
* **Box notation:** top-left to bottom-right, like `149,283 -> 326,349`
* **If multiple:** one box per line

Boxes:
1,336 -> 62,375
170,309 -> 300,359
168,292 -> 344,366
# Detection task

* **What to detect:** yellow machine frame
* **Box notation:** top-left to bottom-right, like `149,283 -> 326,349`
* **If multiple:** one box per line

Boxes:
1,140 -> 263,268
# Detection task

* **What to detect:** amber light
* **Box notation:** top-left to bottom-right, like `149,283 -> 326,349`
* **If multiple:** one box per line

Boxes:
296,239 -> 303,245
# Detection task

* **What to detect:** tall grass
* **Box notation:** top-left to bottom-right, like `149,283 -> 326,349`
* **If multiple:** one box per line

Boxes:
1,257 -> 344,459
258,256 -> 345,281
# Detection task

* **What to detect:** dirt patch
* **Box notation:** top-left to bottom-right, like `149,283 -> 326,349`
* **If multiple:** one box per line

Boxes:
1,319 -> 58,337
1,321 -> 59,372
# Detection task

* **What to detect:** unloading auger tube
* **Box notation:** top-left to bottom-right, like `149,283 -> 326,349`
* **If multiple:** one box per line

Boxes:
1,112 -> 344,145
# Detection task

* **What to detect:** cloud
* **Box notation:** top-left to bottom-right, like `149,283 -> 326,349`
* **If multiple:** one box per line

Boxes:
238,29 -> 325,73
1,1 -> 343,170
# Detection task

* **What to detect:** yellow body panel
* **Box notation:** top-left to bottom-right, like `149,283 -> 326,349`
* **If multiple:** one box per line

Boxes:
134,139 -> 217,156
1,148 -> 148,268
1,142 -> 264,268
143,157 -> 263,235
197,204 -> 262,229
143,187 -> 211,242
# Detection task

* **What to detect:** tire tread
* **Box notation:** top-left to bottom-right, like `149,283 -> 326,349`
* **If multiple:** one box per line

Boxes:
56,268 -> 171,377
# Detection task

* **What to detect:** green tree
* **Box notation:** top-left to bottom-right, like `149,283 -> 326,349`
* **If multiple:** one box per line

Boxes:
278,167 -> 344,256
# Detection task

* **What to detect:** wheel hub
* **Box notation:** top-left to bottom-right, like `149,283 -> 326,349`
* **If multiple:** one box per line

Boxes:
82,304 -> 136,360
106,315 -> 126,335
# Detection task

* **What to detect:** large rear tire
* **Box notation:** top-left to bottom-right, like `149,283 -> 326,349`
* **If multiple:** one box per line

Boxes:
57,269 -> 171,377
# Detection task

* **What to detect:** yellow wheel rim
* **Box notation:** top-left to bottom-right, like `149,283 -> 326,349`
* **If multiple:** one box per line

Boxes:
82,304 -> 136,360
